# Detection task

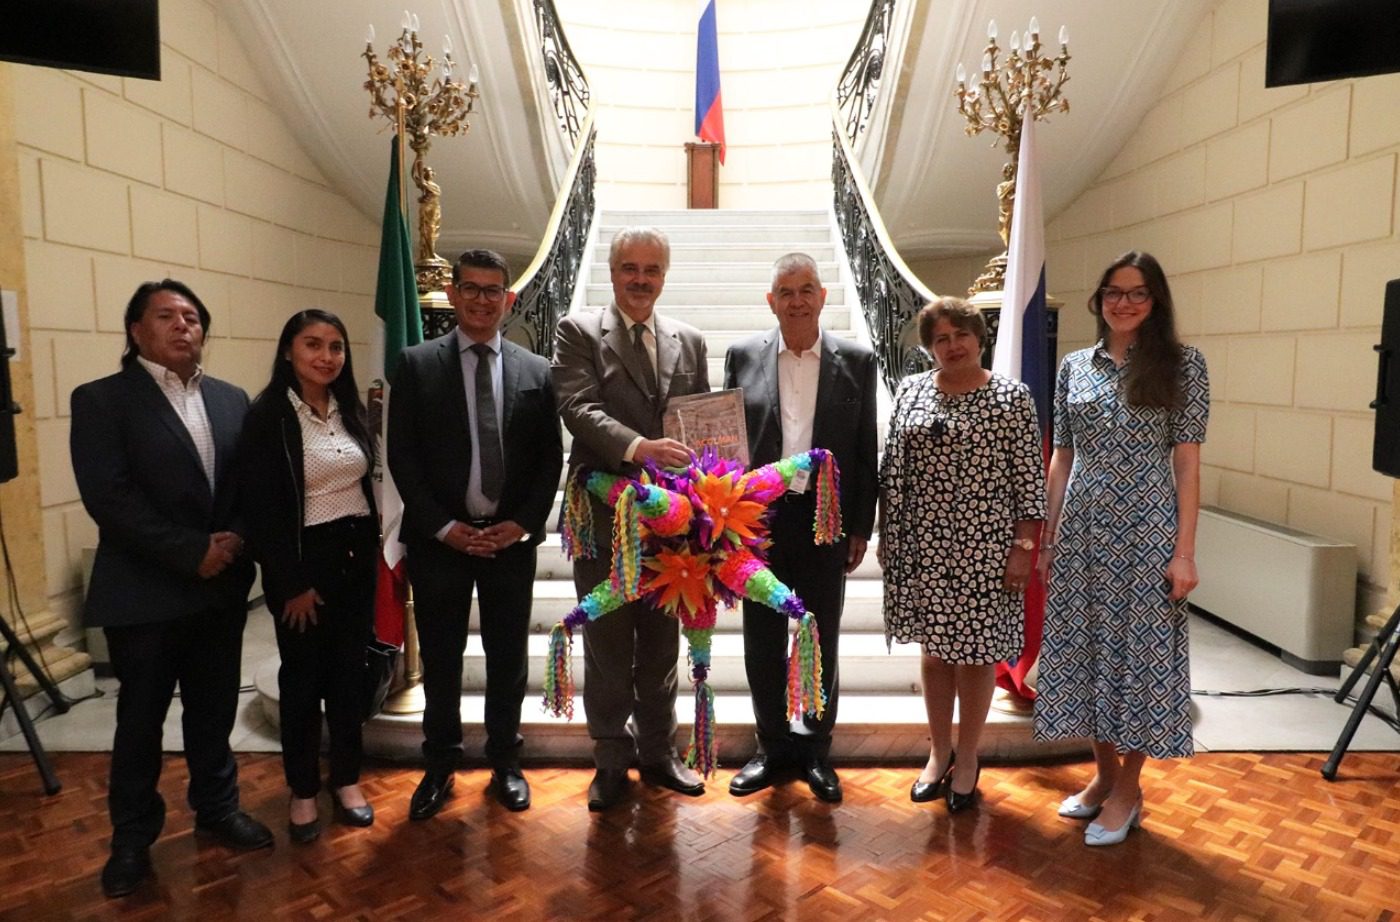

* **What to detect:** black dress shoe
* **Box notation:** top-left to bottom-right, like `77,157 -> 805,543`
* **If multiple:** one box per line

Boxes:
331,793 -> 374,828
587,768 -> 630,811
911,750 -> 955,803
287,818 -> 321,844
946,763 -> 982,813
490,768 -> 531,812
100,846 -> 151,898
640,756 -> 705,796
195,810 -> 274,851
729,755 -> 777,796
804,759 -> 843,803
409,771 -> 454,821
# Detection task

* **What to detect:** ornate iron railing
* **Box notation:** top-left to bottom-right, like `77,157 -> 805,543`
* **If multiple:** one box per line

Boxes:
832,125 -> 933,395
532,0 -> 591,146
505,114 -> 596,358
834,0 -> 896,146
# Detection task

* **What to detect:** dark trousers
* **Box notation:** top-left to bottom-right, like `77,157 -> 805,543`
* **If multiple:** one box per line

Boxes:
269,516 -> 376,798
406,534 -> 535,773
103,606 -> 246,850
741,493 -> 848,762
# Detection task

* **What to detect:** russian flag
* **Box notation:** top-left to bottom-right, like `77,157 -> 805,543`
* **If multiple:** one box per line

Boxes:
992,103 -> 1049,701
695,0 -> 725,164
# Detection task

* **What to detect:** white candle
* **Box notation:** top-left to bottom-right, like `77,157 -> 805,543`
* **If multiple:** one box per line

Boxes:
410,13 -> 420,33
1059,25 -> 1069,46
987,19 -> 997,39
1010,30 -> 1020,52
1029,17 -> 1039,37
401,10 -> 410,30
982,52 -> 992,73
366,23 -> 375,44
468,63 -> 480,85
956,62 -> 966,84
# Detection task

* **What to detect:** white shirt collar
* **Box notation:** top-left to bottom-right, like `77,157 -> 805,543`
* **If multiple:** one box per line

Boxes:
286,387 -> 340,419
137,354 -> 203,389
777,331 -> 822,358
456,327 -> 502,354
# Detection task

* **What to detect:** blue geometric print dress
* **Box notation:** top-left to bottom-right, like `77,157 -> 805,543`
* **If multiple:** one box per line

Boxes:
1032,343 -> 1209,759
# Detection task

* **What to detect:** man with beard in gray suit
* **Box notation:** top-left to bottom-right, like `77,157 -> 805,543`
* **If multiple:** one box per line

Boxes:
552,226 -> 710,810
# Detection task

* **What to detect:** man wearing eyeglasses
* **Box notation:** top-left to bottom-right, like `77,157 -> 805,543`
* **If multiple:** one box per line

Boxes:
387,249 -> 563,816
553,226 -> 711,810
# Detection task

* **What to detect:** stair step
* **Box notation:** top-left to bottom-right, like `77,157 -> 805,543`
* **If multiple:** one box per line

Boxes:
590,263 -> 841,285
598,225 -> 834,245
529,528 -> 879,582
638,243 -> 838,264
599,209 -> 829,228
584,282 -> 846,307
633,305 -> 849,330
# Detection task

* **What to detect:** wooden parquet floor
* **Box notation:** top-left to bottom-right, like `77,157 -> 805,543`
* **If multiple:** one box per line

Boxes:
0,752 -> 1396,921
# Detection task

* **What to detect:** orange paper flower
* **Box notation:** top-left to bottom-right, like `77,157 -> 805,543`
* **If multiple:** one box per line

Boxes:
643,547 -> 712,616
692,471 -> 766,544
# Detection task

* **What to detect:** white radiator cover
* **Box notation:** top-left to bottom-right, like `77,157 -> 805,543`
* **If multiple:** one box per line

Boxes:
1191,506 -> 1357,674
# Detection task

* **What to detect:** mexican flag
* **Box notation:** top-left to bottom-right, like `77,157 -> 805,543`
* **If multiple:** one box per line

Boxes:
370,137 -> 422,646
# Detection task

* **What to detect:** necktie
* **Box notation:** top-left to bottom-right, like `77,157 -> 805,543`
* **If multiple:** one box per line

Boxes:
632,323 -> 659,400
470,343 -> 504,502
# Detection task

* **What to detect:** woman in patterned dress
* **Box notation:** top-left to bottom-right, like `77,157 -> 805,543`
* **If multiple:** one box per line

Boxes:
240,310 -> 378,842
1033,251 -> 1209,846
878,297 -> 1046,812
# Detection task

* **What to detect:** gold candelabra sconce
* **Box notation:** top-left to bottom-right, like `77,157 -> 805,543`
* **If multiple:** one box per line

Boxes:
364,11 -> 480,298
955,17 -> 1070,294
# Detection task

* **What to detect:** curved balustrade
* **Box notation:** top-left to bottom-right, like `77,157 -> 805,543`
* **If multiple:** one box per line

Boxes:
831,124 -> 934,395
835,0 -> 897,147
533,0 -> 591,146
504,113 -> 597,357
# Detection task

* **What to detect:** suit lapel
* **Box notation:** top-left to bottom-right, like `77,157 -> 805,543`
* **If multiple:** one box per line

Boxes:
500,339 -> 520,428
811,331 -> 838,449
438,332 -> 472,438
655,315 -> 680,399
125,365 -> 206,484
603,302 -> 654,397
759,332 -> 782,454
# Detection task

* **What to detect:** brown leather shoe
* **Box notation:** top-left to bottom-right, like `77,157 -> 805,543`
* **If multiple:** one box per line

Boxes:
640,756 -> 704,796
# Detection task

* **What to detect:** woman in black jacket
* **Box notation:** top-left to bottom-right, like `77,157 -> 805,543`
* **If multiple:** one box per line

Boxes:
240,309 -> 378,842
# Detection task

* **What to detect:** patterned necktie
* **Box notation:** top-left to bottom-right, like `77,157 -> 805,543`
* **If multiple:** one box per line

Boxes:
470,343 -> 504,502
632,323 -> 659,400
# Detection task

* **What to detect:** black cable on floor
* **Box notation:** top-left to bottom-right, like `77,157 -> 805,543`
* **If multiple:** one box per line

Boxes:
1191,686 -> 1400,733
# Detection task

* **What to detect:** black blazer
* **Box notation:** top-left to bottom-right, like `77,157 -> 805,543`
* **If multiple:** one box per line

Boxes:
723,329 -> 880,540
71,363 -> 255,628
387,332 -> 563,547
237,389 -> 378,606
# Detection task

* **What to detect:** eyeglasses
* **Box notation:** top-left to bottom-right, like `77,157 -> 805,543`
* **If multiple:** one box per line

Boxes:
1100,286 -> 1151,305
455,282 -> 507,302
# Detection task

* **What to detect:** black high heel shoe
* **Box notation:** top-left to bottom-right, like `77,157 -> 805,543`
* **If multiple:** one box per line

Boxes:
945,761 -> 981,813
288,796 -> 320,844
332,789 -> 374,828
910,750 -> 955,803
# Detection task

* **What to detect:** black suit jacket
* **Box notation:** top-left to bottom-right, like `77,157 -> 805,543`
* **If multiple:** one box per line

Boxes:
387,332 -> 563,547
723,329 -> 879,539
71,363 -> 255,628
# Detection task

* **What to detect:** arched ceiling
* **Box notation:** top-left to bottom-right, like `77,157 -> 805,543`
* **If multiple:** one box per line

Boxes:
219,0 -> 570,264
865,0 -> 1217,259
218,0 -> 1217,265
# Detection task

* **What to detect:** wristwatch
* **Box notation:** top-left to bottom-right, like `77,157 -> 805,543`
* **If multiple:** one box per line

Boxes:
1012,538 -> 1036,551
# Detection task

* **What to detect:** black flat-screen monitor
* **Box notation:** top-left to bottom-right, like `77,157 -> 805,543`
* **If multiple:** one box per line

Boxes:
1267,0 -> 1400,87
0,0 -> 160,81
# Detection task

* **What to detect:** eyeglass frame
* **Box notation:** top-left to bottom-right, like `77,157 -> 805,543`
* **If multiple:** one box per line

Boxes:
453,281 -> 509,303
1098,286 -> 1152,305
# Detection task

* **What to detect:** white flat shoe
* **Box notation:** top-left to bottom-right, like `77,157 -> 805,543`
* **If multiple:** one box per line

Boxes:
1057,794 -> 1103,820
1084,800 -> 1142,846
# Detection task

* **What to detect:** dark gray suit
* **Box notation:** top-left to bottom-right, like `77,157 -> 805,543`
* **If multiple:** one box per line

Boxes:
553,302 -> 709,769
723,329 -> 878,760
71,363 -> 255,849
388,331 -> 562,771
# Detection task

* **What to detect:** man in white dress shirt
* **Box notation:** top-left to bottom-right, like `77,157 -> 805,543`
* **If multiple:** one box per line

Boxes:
722,253 -> 879,803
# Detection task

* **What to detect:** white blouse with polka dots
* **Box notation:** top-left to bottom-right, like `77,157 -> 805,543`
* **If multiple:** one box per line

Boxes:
287,388 -> 370,526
